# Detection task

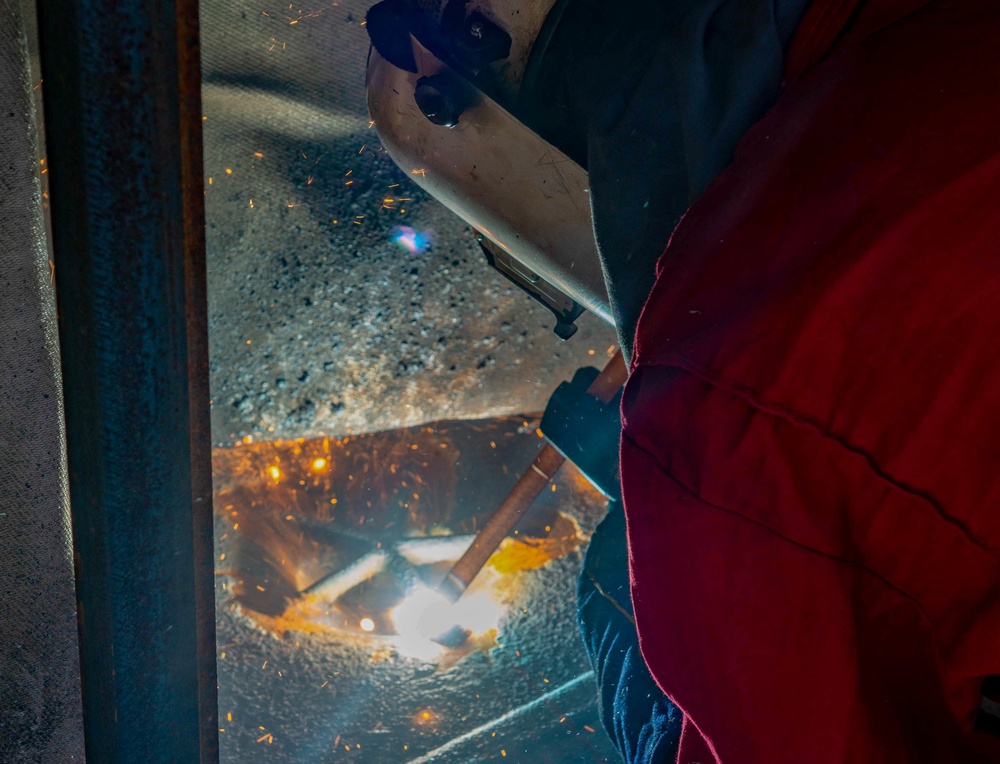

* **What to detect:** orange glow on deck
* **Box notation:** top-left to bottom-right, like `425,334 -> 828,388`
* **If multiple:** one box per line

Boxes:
213,421 -> 585,666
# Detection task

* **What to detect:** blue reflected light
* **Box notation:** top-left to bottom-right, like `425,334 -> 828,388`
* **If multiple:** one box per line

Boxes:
390,225 -> 431,255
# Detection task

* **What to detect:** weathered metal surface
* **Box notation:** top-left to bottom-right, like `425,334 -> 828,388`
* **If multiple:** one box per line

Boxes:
36,0 -> 218,759
211,418 -> 620,762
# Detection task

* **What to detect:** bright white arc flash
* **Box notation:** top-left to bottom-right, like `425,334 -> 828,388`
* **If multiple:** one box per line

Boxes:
390,585 -> 502,660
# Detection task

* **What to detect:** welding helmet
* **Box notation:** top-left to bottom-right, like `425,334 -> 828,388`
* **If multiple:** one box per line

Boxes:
365,0 -> 610,339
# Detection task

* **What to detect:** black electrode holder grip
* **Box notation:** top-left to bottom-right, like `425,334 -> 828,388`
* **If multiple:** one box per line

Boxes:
541,365 -> 623,501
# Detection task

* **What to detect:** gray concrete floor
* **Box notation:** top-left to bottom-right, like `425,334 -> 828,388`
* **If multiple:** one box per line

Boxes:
201,0 -> 615,444
202,1 -> 620,762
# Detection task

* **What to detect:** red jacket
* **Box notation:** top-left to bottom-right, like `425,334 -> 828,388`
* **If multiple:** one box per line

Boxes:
621,0 -> 1000,761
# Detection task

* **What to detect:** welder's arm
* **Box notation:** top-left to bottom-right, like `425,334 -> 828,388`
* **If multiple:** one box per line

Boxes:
542,370 -> 682,762
578,504 -> 683,763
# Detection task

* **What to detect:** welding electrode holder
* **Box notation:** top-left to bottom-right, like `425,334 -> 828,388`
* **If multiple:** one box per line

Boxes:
439,351 -> 627,602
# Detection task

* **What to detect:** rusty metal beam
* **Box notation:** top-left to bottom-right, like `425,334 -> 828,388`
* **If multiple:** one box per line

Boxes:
36,0 -> 218,759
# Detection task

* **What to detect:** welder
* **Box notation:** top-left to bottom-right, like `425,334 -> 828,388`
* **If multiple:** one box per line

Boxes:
366,0 -> 1000,760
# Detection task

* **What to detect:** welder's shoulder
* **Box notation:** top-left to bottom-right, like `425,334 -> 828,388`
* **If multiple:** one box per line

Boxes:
618,3 -> 1000,760
627,0 -> 1000,544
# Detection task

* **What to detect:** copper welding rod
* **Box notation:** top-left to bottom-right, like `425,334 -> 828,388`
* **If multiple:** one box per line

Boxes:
438,350 -> 628,602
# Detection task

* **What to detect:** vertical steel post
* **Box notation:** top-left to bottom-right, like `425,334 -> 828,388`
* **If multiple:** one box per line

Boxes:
36,0 -> 218,759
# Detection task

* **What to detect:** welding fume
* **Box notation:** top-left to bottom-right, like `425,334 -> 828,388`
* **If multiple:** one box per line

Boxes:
363,0 -> 1000,761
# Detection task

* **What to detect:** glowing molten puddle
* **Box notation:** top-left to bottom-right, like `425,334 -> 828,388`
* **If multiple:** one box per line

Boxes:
213,417 -> 587,666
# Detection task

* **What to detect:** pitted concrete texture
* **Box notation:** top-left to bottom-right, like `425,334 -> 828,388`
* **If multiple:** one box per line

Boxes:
201,0 -> 616,444
0,0 -> 84,760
